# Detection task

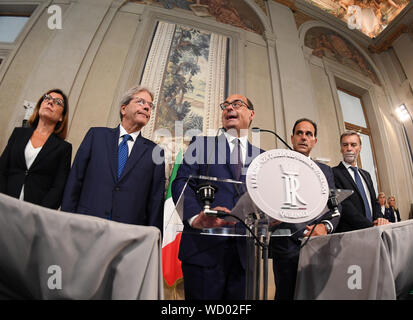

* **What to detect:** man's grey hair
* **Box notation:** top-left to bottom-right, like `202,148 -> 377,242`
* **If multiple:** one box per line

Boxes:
119,85 -> 154,120
340,130 -> 362,145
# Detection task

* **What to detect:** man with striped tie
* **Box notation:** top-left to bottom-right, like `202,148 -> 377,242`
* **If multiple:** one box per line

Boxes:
171,94 -> 263,300
62,86 -> 165,232
333,130 -> 389,232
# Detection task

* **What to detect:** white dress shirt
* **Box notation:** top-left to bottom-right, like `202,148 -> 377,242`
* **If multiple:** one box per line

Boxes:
224,131 -> 248,165
188,132 -> 249,227
341,160 -> 373,215
19,140 -> 42,200
118,124 -> 141,156
391,208 -> 398,222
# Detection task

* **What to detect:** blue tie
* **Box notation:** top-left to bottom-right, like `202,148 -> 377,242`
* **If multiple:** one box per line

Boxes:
118,134 -> 131,179
350,166 -> 372,221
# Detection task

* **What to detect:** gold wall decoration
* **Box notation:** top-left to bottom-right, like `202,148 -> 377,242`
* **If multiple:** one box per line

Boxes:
305,26 -> 381,85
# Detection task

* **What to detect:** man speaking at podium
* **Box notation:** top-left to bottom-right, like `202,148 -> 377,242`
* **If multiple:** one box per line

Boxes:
171,94 -> 262,300
270,118 -> 339,300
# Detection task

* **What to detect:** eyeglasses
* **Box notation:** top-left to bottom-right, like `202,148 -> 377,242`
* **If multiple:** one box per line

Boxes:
220,99 -> 251,111
134,97 -> 155,110
43,94 -> 64,107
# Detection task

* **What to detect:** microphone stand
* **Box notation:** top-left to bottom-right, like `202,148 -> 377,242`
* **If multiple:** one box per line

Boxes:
195,181 -> 268,300
194,127 -> 272,299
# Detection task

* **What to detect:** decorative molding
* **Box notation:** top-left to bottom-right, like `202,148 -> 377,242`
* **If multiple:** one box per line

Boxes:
368,24 -> 409,54
299,21 -> 386,87
263,30 -> 277,43
272,0 -> 296,12
141,21 -> 176,139
204,32 -> 227,134
254,0 -> 267,14
0,0 -> 51,86
293,9 -> 315,29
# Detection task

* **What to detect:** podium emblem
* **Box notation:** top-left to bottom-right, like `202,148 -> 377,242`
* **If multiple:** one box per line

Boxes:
246,149 -> 328,223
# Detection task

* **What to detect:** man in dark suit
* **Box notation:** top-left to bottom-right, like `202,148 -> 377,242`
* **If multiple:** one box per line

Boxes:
332,130 -> 389,232
61,86 -> 165,231
270,118 -> 339,300
171,94 -> 262,300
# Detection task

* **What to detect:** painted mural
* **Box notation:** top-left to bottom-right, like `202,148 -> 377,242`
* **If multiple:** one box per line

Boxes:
131,0 -> 264,34
305,0 -> 411,38
154,25 -> 211,134
305,26 -> 381,85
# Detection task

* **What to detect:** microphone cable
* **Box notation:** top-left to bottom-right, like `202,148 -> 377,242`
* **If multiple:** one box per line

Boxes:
251,127 -> 293,150
212,210 -> 266,249
300,190 -> 341,248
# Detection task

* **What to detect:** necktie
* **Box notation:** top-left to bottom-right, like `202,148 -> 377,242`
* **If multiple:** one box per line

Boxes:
231,138 -> 242,181
118,134 -> 131,179
350,166 -> 372,221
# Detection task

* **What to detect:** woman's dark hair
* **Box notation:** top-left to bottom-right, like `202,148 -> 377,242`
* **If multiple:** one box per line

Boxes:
27,88 -> 69,139
292,118 -> 317,137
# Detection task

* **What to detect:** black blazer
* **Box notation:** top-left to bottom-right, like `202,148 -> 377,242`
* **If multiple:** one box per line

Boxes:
332,162 -> 382,232
0,127 -> 72,209
385,207 -> 401,223
270,160 -> 339,256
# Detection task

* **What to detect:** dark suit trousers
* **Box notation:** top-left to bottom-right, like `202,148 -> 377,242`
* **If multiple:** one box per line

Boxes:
272,250 -> 299,300
181,238 -> 245,300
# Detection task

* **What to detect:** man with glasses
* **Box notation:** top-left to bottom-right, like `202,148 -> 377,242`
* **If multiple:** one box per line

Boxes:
62,86 -> 165,232
171,94 -> 263,300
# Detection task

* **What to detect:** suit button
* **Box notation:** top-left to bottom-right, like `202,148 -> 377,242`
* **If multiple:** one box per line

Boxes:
25,170 -> 29,176
114,187 -> 120,191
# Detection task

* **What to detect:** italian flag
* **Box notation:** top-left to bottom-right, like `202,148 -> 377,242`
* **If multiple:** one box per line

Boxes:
162,150 -> 184,287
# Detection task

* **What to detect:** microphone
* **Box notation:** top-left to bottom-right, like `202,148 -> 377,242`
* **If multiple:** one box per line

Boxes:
327,189 -> 341,219
197,127 -> 225,216
196,183 -> 226,217
251,127 -> 293,150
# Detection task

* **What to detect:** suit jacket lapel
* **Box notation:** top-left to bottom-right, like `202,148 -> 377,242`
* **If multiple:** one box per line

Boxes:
222,134 -> 238,180
244,141 -> 255,167
239,141 -> 255,183
339,162 -> 360,194
211,134 -> 233,179
358,168 -> 376,201
119,133 -> 148,181
31,134 -> 60,169
107,126 -> 120,182
16,127 -> 34,169
215,134 -> 256,182
215,133 -> 228,165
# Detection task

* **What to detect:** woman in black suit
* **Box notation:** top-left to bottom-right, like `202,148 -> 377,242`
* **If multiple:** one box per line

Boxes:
0,89 -> 72,209
387,196 -> 401,223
